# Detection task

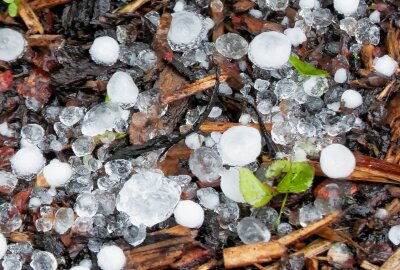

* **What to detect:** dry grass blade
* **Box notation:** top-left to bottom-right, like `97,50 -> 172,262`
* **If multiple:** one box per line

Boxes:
115,0 -> 150,13
18,0 -> 44,34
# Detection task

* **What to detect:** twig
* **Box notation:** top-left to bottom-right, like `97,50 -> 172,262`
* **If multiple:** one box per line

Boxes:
380,247 -> 400,270
161,74 -> 228,105
360,260 -> 379,270
18,0 -> 44,34
30,0 -> 72,10
27,35 -> 64,47
115,0 -> 150,13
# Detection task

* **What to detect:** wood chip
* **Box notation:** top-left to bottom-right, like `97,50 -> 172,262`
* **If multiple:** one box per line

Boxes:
380,247 -> 400,270
116,0 -> 150,13
30,0 -> 72,10
360,260 -> 379,270
27,35 -> 64,47
18,0 -> 44,34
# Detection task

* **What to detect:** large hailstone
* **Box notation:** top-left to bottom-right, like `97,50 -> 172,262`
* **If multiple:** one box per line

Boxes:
107,71 -> 139,106
97,245 -> 126,270
0,28 -> 26,62
283,28 -> 307,47
116,170 -> 181,227
341,90 -> 363,109
248,31 -> 292,69
43,159 -> 73,187
334,0 -> 359,15
320,144 -> 356,179
218,126 -> 262,166
89,36 -> 120,66
10,146 -> 45,178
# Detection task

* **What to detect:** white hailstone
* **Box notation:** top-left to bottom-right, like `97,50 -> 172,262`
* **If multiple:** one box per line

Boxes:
209,106 -> 222,118
373,55 -> 398,77
107,71 -> 139,105
89,36 -> 120,66
0,233 -> 6,259
248,32 -> 291,69
320,144 -> 356,179
173,200 -> 204,228
333,0 -> 359,15
11,146 -> 45,177
334,68 -> 347,83
0,122 -> 13,137
249,9 -> 263,19
0,28 -> 26,62
293,146 -> 307,162
97,245 -> 126,270
70,267 -> 90,270
173,0 -> 185,12
43,159 -> 73,187
284,27 -> 307,47
239,113 -> 251,124
185,133 -> 204,150
299,0 -> 315,9
388,225 -> 400,245
79,259 -> 92,269
369,10 -> 380,23
341,90 -> 363,109
220,168 -> 245,203
374,208 -> 388,220
218,126 -> 261,166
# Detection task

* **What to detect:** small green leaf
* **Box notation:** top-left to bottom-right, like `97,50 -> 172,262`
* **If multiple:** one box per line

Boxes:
289,56 -> 330,78
7,2 -> 18,17
105,95 -> 111,102
276,162 -> 314,193
239,168 -> 275,208
265,160 -> 291,179
3,0 -> 15,4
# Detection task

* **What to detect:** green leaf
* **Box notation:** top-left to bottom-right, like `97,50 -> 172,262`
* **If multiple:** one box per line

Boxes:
265,159 -> 291,179
105,94 -> 111,102
3,0 -> 15,4
239,168 -> 275,208
7,2 -> 18,17
289,56 -> 330,78
276,162 -> 314,193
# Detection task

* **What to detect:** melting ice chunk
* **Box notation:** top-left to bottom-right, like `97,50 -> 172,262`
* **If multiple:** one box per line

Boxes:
0,28 -> 26,62
237,217 -> 271,244
284,27 -> 307,47
215,33 -> 249,59
60,107 -> 85,127
90,36 -> 120,66
320,144 -> 355,178
30,251 -> 57,270
197,187 -> 220,210
218,126 -> 261,166
334,0 -> 359,15
189,147 -> 223,182
167,11 -> 208,51
248,32 -> 291,69
107,71 -> 139,106
373,55 -> 398,77
81,102 -> 124,136
21,124 -> 44,145
174,200 -> 204,228
334,68 -> 347,83
0,171 -> 18,194
43,159 -> 73,187
0,233 -> 6,259
11,146 -> 45,178
116,170 -> 181,227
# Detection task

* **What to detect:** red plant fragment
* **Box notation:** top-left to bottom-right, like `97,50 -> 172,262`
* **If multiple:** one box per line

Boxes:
12,188 -> 33,214
17,67 -> 52,107
0,70 -> 13,92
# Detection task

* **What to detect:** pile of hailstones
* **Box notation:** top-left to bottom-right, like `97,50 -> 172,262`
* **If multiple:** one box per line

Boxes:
1,0 -> 400,268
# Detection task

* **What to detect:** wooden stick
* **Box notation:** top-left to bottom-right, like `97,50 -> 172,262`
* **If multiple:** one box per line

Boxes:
380,247 -> 400,270
30,0 -> 72,10
278,212 -> 342,246
27,35 -> 64,47
115,0 -> 150,13
196,259 -> 222,270
18,0 -> 44,34
223,212 -> 341,268
223,241 -> 286,268
161,74 -> 228,105
200,122 -> 272,133
361,260 -> 379,270
385,198 -> 400,215
126,236 -> 194,255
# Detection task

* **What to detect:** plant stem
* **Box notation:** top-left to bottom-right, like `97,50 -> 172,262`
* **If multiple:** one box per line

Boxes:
276,192 -> 289,226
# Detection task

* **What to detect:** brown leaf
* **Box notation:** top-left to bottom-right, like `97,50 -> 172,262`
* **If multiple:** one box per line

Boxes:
0,70 -> 13,92
11,188 -> 33,214
231,15 -> 283,35
233,0 -> 255,12
17,67 -> 52,107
